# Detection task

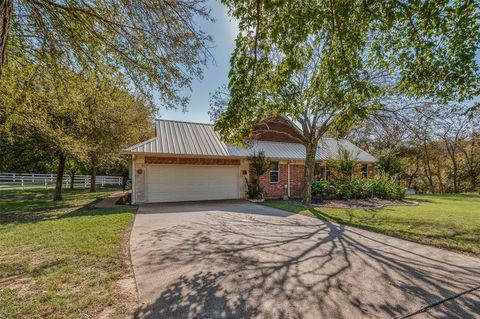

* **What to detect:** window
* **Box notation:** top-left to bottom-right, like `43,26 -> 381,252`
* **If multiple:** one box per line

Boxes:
314,163 -> 327,180
361,164 -> 368,178
269,161 -> 279,183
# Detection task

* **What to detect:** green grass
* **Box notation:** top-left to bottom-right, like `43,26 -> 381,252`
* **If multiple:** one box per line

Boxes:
0,187 -> 135,319
264,194 -> 480,256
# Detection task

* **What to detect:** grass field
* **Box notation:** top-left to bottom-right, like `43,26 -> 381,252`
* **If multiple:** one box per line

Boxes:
0,187 -> 135,319
264,194 -> 480,257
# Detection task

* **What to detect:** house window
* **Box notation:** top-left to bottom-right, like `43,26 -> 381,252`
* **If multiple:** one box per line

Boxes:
361,164 -> 368,178
269,161 -> 279,183
314,163 -> 327,180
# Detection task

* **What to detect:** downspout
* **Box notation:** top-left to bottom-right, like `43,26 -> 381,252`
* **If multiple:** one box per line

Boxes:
287,162 -> 291,198
132,154 -> 136,205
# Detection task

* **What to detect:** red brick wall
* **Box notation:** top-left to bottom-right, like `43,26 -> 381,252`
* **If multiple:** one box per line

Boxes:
258,163 -> 305,198
252,117 -> 303,143
145,156 -> 240,165
368,164 -> 375,178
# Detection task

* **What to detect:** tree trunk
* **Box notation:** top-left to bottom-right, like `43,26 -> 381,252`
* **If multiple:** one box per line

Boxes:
302,142 -> 316,205
70,171 -> 75,189
53,153 -> 66,201
422,141 -> 435,193
90,164 -> 97,192
452,155 -> 459,193
436,161 -> 444,193
0,0 -> 13,79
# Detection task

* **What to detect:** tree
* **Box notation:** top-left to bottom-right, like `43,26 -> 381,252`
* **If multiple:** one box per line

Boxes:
378,153 -> 403,179
1,0 -> 212,110
214,0 -> 480,204
0,52 -> 152,200
79,70 -> 153,192
245,151 -> 270,199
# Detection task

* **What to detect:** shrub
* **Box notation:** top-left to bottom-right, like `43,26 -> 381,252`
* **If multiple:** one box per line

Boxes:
370,175 -> 406,200
245,178 -> 263,199
326,147 -> 359,181
311,180 -> 329,200
312,175 -> 406,201
246,151 -> 270,199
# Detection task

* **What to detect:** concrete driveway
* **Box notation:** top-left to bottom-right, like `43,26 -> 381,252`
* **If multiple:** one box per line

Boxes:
130,200 -> 480,319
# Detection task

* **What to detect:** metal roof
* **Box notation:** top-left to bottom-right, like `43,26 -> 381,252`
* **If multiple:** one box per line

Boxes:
125,119 -> 376,163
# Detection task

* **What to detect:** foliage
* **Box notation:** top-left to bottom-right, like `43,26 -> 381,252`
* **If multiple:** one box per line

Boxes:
378,153 -> 403,178
245,151 -> 270,199
1,0 -> 212,109
350,104 -> 480,194
265,193 -> 480,256
247,150 -> 270,177
245,177 -> 263,200
311,176 -> 405,201
0,52 -> 153,199
214,0 -> 479,205
326,147 -> 359,181
311,180 -> 329,200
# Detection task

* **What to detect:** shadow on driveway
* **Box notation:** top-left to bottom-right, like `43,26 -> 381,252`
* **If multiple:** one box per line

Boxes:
131,201 -> 480,319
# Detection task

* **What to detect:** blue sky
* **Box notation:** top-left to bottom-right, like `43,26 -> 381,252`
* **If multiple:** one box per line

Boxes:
157,0 -> 238,124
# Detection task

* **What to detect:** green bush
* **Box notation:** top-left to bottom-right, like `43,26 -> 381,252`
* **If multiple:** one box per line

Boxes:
311,180 -> 330,200
311,176 -> 405,200
245,178 -> 263,199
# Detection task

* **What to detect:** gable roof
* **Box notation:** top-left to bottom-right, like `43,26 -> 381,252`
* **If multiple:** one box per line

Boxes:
125,119 -> 377,163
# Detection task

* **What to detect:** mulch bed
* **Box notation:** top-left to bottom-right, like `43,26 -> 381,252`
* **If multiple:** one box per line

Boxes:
311,198 -> 418,209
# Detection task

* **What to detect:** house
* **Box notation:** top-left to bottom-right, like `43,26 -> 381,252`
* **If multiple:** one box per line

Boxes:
124,117 -> 376,204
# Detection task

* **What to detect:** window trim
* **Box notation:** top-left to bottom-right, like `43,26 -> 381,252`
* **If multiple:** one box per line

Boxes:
361,164 -> 369,178
269,161 -> 280,183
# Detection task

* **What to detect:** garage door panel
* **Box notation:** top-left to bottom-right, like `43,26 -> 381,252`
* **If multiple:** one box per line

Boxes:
146,165 -> 239,202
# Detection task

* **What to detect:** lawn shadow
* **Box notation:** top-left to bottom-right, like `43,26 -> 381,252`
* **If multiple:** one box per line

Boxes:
0,188 -> 126,224
133,208 -> 480,318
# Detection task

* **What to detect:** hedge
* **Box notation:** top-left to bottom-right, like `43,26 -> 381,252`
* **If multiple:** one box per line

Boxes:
311,176 -> 406,200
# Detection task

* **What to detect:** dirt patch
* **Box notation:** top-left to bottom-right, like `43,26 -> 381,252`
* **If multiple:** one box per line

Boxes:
311,198 -> 418,209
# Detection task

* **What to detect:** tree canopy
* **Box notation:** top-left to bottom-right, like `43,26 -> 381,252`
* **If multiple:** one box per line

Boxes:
1,0 -> 213,109
0,51 -> 154,199
214,0 -> 480,204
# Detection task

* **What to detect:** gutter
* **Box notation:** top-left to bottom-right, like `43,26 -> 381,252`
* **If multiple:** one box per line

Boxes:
287,162 -> 291,198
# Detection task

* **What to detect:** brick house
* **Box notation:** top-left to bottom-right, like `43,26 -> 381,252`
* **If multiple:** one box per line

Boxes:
124,117 -> 376,204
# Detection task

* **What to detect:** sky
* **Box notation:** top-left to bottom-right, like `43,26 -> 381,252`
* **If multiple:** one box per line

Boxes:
157,0 -> 238,124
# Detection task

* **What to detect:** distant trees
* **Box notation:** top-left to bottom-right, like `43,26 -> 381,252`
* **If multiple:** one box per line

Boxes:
0,55 -> 153,200
350,105 -> 480,193
1,0 -> 212,200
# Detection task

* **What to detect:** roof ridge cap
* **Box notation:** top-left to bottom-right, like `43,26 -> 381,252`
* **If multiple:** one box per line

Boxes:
155,118 -> 214,126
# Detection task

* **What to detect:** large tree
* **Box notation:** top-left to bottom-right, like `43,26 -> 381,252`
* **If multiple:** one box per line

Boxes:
0,51 -> 153,200
214,0 -> 480,204
1,0 -> 212,109
80,70 -> 153,192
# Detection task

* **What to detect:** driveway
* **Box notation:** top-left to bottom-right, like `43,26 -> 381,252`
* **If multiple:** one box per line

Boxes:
130,200 -> 480,319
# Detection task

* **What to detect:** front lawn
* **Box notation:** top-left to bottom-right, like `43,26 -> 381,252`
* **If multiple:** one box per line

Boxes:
264,194 -> 480,256
0,187 -> 136,319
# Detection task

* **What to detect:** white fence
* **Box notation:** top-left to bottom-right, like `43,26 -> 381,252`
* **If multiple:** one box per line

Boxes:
0,172 -> 122,189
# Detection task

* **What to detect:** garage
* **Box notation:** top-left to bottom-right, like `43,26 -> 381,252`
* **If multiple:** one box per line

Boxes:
145,164 -> 239,203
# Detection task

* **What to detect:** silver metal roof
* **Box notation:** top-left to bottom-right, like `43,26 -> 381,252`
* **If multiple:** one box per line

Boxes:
125,119 -> 376,163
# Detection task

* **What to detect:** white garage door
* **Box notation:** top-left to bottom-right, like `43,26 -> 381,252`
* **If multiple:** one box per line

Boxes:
146,164 -> 239,203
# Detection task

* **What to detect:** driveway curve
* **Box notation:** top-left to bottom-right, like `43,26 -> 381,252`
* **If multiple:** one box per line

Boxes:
130,200 -> 480,319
